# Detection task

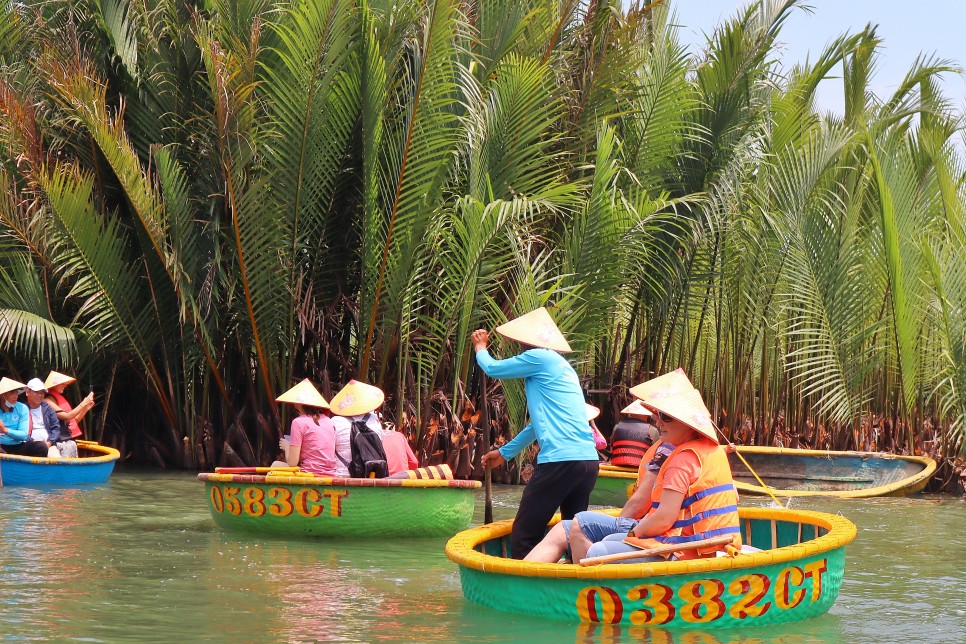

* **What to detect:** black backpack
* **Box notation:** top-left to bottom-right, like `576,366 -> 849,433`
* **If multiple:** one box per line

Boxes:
348,414 -> 389,478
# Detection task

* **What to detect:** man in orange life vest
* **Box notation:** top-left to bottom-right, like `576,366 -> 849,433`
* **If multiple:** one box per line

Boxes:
525,370 -> 741,564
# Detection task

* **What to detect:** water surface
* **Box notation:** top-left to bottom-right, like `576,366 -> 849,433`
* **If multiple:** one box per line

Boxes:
1,471 -> 963,642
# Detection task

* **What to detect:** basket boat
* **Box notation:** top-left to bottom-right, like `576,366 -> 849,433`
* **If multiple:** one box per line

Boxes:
729,446 -> 937,498
0,440 -> 120,486
589,464 -> 637,506
198,470 -> 481,538
445,506 -> 856,628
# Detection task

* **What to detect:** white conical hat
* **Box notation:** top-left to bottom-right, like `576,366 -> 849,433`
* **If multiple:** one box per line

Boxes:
585,404 -> 601,421
330,380 -> 385,416
44,371 -> 76,389
631,372 -> 717,443
628,368 -> 692,402
276,379 -> 329,408
494,307 -> 571,353
0,377 -> 26,395
620,399 -> 651,419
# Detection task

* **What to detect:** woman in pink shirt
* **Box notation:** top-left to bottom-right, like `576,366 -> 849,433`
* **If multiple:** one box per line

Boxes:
380,427 -> 419,475
44,371 -> 94,439
276,379 -> 338,476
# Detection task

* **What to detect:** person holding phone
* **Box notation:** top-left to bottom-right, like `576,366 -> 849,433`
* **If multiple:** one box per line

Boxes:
273,379 -> 338,476
43,371 -> 94,440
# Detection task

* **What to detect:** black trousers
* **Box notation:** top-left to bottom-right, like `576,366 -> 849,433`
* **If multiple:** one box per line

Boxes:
510,459 -> 599,559
2,441 -> 49,457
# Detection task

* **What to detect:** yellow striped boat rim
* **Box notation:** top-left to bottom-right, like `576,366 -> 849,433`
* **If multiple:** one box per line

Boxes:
445,506 -> 856,580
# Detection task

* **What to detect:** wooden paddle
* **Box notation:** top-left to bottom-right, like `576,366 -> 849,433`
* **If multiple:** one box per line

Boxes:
578,533 -> 736,566
713,426 -> 787,507
481,371 -> 493,524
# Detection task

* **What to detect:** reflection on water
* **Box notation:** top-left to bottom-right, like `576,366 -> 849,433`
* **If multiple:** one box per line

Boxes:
1,471 -> 964,643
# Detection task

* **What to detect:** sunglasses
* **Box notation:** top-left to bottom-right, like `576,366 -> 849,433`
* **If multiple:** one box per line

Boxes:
654,411 -> 674,423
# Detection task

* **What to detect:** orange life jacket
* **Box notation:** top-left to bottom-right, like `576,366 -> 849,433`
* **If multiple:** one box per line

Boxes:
634,438 -> 741,558
631,439 -> 664,493
49,390 -> 81,439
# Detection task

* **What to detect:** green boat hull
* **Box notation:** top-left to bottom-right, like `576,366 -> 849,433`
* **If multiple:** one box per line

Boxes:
446,507 -> 856,629
200,473 -> 480,538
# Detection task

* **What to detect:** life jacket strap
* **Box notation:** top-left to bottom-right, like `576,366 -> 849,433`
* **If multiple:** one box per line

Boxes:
681,483 -> 736,508
672,504 -> 739,529
651,525 -> 742,545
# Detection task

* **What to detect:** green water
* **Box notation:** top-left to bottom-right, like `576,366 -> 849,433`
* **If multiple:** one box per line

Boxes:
1,470 -> 964,643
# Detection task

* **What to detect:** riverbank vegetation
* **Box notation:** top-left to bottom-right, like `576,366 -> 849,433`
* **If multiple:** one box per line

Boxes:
1,0 -> 964,489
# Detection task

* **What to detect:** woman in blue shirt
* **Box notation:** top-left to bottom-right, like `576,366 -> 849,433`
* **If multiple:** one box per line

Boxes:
0,377 -> 49,457
475,307 -> 599,559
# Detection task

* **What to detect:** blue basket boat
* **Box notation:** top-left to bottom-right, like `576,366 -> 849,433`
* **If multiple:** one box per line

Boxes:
0,440 -> 120,486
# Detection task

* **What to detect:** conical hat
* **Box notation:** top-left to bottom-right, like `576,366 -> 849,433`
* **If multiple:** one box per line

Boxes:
494,307 -> 571,353
276,379 -> 329,408
44,371 -> 76,389
628,368 -> 693,402
0,377 -> 26,395
642,386 -> 717,443
585,404 -> 601,421
330,380 -> 385,416
620,399 -> 651,418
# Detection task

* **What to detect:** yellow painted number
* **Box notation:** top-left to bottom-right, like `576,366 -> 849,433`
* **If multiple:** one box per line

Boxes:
576,586 -> 623,623
209,485 -> 224,513
627,583 -> 675,625
243,487 -> 266,517
268,487 -> 294,516
223,486 -> 242,515
728,573 -> 771,619
678,579 -> 726,623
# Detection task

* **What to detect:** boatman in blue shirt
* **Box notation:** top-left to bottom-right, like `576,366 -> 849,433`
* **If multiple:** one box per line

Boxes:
474,307 -> 599,559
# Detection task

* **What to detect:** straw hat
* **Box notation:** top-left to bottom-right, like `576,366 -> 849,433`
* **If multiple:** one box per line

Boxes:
329,380 -> 385,417
585,404 -> 601,421
44,371 -> 76,389
494,307 -> 572,353
0,377 -> 26,395
620,399 -> 651,419
628,368 -> 693,402
633,379 -> 717,444
276,379 -> 329,409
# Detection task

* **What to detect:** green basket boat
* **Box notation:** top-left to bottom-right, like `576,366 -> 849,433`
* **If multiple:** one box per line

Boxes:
199,471 -> 481,538
589,464 -> 637,507
730,446 -> 937,498
445,506 -> 856,629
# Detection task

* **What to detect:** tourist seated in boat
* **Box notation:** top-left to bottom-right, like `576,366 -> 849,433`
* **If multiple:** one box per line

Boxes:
524,435 -> 676,562
329,380 -> 391,478
474,307 -> 599,560
609,399 -> 658,468
25,378 -> 79,458
0,377 -> 49,457
273,379 -> 338,476
43,371 -> 94,440
526,371 -> 741,564
380,423 -> 418,475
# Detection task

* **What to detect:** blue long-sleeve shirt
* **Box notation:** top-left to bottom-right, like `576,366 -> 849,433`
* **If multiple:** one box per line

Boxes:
476,348 -> 598,464
0,401 -> 31,445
